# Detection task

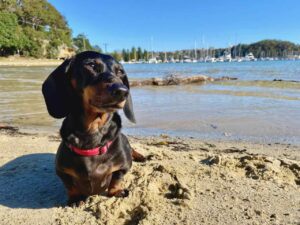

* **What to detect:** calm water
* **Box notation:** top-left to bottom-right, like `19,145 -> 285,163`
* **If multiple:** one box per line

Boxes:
0,61 -> 299,144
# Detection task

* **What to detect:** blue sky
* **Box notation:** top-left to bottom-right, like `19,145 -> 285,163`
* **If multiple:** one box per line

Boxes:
48,0 -> 300,51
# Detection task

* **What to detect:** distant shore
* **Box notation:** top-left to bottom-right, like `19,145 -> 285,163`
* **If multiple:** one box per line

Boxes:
0,57 -> 62,66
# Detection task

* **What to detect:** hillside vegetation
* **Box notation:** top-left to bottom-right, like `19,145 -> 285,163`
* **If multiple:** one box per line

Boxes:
215,40 -> 300,58
0,0 -> 102,58
0,0 -> 73,58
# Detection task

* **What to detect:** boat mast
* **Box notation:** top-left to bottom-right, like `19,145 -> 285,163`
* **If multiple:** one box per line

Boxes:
194,40 -> 197,60
151,36 -> 154,59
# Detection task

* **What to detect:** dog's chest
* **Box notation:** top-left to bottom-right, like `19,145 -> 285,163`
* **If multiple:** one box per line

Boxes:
64,157 -> 114,194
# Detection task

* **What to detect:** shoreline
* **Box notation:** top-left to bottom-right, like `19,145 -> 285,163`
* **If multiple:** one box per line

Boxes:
3,123 -> 300,147
0,127 -> 299,225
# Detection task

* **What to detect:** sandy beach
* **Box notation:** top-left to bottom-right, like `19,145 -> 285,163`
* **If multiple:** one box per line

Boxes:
0,57 -> 62,67
0,127 -> 299,225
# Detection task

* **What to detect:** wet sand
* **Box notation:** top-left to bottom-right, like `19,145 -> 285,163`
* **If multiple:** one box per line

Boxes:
1,63 -> 300,145
0,128 -> 299,225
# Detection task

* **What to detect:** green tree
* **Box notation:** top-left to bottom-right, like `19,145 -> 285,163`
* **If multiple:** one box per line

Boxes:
73,33 -> 94,52
130,47 -> 136,61
158,52 -> 165,61
137,47 -> 142,60
0,12 -> 28,56
0,0 -> 72,58
143,49 -> 148,60
121,49 -> 129,62
111,51 -> 122,61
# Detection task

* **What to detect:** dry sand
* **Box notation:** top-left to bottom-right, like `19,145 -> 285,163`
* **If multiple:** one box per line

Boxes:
0,128 -> 299,225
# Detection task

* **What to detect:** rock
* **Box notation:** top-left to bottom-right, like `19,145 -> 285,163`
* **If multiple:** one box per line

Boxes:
200,155 -> 222,166
130,75 -> 238,87
254,210 -> 262,216
152,78 -> 164,86
160,134 -> 170,138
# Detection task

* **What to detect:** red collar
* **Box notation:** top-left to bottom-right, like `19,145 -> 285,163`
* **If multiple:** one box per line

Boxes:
68,141 -> 113,156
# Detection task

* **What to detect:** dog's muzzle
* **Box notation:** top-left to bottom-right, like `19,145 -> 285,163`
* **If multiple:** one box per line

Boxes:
108,83 -> 129,101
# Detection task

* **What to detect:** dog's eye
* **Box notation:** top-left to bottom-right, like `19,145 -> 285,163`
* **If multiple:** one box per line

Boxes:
88,62 -> 96,68
87,62 -> 103,73
116,68 -> 124,76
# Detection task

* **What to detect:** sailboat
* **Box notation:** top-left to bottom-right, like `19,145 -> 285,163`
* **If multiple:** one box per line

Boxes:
148,36 -> 158,63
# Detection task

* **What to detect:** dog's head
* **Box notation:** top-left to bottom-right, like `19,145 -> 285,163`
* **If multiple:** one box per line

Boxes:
42,51 -> 136,123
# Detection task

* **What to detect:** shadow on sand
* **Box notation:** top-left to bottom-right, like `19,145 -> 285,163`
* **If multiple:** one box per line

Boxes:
0,153 -> 66,209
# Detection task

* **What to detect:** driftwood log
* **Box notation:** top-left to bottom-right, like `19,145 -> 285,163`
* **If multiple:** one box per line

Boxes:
273,79 -> 300,83
129,75 -> 237,87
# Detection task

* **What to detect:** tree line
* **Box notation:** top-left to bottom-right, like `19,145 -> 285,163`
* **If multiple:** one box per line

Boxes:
110,47 -> 149,62
110,40 -> 300,62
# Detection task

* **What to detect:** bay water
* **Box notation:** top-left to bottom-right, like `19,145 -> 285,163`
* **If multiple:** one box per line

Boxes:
0,60 -> 299,144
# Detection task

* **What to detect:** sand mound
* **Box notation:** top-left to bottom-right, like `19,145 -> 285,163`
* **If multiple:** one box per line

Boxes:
202,154 -> 300,186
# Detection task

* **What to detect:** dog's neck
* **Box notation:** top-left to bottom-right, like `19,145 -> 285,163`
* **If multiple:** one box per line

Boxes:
83,112 -> 111,133
60,112 -> 121,149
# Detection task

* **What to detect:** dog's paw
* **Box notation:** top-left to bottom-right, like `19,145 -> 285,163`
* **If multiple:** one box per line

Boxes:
67,195 -> 86,207
68,200 -> 85,207
132,149 -> 146,162
108,188 -> 129,198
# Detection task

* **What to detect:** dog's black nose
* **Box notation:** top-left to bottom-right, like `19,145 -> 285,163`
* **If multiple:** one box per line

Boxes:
108,83 -> 129,99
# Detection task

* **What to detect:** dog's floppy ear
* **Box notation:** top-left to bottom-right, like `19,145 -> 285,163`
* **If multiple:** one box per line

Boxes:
122,74 -> 136,123
42,58 -> 73,119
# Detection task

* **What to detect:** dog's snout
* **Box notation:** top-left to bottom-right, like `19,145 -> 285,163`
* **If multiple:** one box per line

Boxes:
112,88 -> 129,98
108,83 -> 129,99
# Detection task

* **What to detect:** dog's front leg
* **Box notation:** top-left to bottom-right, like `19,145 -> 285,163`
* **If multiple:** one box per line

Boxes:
57,170 -> 86,206
107,170 -> 129,197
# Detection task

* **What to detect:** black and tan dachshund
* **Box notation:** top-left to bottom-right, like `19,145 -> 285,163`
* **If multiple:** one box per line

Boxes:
42,51 -> 144,205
